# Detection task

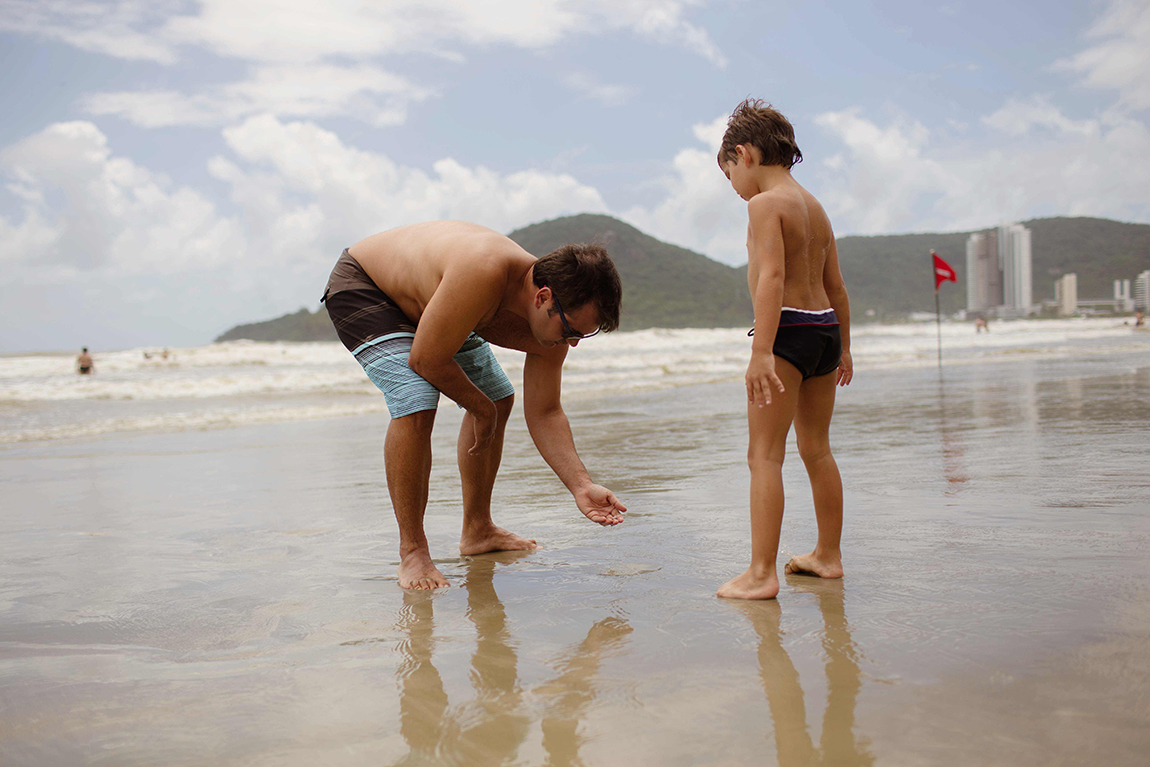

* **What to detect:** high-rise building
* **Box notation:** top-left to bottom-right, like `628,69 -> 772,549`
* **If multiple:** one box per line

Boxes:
1135,270 -> 1150,312
1114,279 -> 1133,312
999,223 -> 1032,313
965,222 -> 1031,316
1055,273 -> 1077,316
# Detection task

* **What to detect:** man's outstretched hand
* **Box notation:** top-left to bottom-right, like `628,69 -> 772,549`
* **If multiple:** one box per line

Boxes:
575,484 -> 627,526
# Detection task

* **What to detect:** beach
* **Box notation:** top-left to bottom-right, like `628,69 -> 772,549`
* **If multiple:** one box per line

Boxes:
2,319 -> 1150,765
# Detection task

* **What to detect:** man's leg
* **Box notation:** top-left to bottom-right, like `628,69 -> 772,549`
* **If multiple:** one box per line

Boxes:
457,394 -> 538,555
385,409 -> 448,589
718,359 -> 803,600
785,371 -> 844,578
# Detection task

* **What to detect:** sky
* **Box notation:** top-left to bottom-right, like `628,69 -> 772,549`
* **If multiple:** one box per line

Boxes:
2,0 -> 1148,351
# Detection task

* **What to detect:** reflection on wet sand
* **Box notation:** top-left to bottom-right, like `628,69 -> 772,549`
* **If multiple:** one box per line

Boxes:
937,379 -> 969,492
391,553 -> 631,766
740,577 -> 873,767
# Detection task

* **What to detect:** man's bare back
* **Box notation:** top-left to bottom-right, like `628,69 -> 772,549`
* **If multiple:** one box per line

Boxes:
349,222 -> 544,352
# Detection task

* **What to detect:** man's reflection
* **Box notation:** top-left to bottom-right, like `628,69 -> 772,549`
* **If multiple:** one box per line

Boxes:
391,554 -> 630,766
741,577 -> 873,767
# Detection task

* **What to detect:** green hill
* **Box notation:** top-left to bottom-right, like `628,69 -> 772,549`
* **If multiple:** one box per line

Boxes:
214,214 -> 1150,341
508,214 -> 752,330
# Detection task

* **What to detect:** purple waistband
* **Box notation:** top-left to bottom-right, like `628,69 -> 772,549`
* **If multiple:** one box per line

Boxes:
778,308 -> 839,327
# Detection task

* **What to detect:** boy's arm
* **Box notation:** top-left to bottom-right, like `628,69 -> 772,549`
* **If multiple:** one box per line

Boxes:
746,195 -> 787,407
522,349 -> 627,526
822,235 -> 853,386
407,262 -> 504,453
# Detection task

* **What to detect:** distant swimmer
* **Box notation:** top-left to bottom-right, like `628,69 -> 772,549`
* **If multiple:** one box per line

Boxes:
76,347 -> 94,375
715,100 -> 853,600
322,221 -> 626,590
975,317 -> 989,333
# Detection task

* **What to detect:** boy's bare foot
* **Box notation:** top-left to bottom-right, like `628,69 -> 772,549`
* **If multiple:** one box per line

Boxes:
717,568 -> 780,600
459,525 -> 537,556
398,549 -> 449,590
784,552 -> 843,579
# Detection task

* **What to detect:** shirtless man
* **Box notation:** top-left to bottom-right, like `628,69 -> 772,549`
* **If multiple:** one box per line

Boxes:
714,100 -> 854,600
322,222 -> 627,590
76,347 -> 94,375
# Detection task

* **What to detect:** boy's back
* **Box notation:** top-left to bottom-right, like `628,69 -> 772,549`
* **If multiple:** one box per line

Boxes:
745,182 -> 836,313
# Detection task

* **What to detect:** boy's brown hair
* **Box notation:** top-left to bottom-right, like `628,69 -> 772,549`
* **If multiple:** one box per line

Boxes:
717,98 -> 803,170
533,243 -> 622,332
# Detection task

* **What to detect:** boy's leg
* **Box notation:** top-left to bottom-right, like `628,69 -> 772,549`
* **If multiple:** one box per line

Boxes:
718,359 -> 803,600
385,408 -> 446,589
458,394 -> 538,556
786,371 -> 844,578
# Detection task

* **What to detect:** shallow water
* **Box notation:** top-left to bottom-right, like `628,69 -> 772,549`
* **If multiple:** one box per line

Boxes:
2,334 -> 1150,765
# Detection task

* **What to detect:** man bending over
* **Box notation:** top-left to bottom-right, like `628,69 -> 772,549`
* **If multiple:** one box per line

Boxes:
322,221 -> 627,590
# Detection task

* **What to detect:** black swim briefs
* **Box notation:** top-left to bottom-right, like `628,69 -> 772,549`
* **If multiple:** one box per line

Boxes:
769,307 -> 842,380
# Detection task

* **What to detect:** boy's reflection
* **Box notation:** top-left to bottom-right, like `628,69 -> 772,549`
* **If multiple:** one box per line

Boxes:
391,553 -> 631,766
740,577 -> 873,767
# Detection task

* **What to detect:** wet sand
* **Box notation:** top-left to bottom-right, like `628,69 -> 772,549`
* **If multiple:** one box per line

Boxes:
2,352 -> 1150,765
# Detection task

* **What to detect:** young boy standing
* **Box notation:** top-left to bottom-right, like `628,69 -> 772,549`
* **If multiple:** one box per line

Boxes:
715,99 -> 853,600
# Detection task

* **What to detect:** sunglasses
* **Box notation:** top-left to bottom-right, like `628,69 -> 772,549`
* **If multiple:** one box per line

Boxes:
551,293 -> 602,340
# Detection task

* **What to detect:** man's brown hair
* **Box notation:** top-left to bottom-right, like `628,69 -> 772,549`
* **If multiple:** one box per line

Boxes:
717,98 -> 803,170
532,243 -> 622,333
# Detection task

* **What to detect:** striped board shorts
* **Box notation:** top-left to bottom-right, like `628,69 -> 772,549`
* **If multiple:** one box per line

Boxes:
350,331 -> 514,419
322,251 -> 514,419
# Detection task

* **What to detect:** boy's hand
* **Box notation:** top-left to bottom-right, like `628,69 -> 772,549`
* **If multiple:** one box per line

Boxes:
837,350 -> 853,387
746,353 -> 785,407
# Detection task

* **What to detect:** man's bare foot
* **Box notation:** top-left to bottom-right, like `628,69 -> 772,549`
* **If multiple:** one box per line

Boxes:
398,549 -> 449,590
717,568 -> 780,600
784,552 -> 843,579
459,525 -> 538,557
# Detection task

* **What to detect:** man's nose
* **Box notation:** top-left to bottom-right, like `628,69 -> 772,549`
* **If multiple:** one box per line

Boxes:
567,338 -> 580,348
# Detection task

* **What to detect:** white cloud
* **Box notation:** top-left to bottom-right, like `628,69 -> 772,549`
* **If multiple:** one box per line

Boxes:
811,105 -> 1150,234
211,114 -> 609,266
1055,0 -> 1150,110
622,115 -> 747,265
14,0 -> 723,128
0,121 -> 245,281
83,64 -> 434,128
0,0 -> 181,63
982,96 -> 1100,137
563,73 -> 638,107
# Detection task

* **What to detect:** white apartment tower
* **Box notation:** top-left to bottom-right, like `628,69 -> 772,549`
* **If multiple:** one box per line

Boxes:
1114,279 -> 1133,312
1055,273 -> 1077,316
1136,270 -> 1150,312
965,222 -> 1032,316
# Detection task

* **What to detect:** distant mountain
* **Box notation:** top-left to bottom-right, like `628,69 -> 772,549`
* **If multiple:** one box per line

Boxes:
508,214 -> 752,330
214,214 -> 1150,341
215,307 -> 338,343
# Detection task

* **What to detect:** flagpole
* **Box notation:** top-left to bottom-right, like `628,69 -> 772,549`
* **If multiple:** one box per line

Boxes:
935,288 -> 942,369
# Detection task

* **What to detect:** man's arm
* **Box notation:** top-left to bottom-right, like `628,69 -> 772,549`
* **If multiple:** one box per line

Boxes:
523,349 -> 626,526
407,262 -> 504,454
746,195 -> 787,407
822,234 -> 853,386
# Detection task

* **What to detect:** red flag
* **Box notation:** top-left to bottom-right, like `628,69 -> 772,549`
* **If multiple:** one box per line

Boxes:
932,250 -> 957,292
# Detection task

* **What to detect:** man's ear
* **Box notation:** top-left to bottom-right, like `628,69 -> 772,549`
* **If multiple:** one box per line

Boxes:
534,285 -> 551,309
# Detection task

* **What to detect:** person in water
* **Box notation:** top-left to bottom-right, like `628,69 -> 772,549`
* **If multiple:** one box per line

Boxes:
715,100 -> 854,600
76,347 -> 94,375
322,222 -> 627,590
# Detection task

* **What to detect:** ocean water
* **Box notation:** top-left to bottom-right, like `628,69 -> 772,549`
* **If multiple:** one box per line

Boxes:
0,318 -> 1143,444
2,319 -> 1150,765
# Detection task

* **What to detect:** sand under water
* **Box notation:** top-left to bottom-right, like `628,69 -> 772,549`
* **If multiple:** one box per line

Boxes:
2,320 -> 1149,765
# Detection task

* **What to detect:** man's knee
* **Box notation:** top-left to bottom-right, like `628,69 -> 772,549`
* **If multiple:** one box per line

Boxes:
390,407 -> 437,435
495,393 -> 515,422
